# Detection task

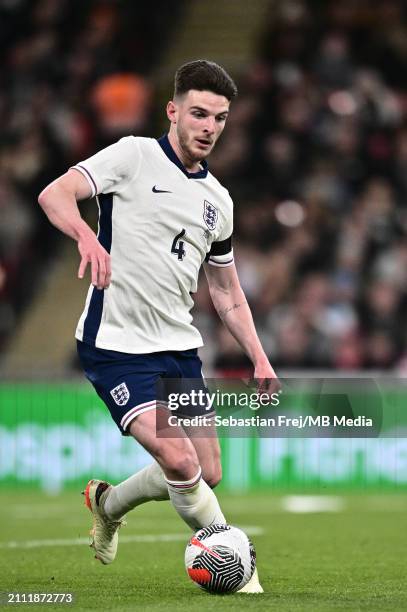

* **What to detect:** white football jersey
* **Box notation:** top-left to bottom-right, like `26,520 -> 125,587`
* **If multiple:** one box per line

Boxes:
73,135 -> 234,353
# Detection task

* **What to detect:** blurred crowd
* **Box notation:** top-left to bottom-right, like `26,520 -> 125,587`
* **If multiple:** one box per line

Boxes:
198,0 -> 407,372
1,0 -> 406,372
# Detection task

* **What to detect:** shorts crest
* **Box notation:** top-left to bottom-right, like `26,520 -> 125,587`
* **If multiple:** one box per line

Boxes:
203,200 -> 218,231
110,382 -> 130,406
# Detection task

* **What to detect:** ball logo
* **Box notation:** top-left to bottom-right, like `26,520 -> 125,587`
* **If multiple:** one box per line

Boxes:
110,382 -> 130,406
203,200 -> 218,231
190,537 -> 224,560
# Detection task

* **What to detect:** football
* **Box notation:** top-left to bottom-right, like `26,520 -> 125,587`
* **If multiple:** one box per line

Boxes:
185,524 -> 256,594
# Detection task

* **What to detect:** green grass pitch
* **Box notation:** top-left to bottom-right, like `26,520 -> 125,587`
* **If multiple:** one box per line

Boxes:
1,490 -> 406,611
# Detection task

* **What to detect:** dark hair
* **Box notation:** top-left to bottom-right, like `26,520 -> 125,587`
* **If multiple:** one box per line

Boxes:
174,60 -> 238,101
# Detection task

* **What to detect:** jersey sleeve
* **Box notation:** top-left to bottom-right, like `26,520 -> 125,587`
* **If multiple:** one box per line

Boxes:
71,136 -> 141,197
206,206 -> 234,267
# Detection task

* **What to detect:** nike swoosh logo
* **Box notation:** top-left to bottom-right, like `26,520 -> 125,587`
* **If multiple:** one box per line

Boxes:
152,185 -> 172,193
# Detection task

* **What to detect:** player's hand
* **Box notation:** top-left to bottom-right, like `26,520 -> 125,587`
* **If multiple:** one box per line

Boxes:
77,233 -> 111,289
253,361 -> 281,396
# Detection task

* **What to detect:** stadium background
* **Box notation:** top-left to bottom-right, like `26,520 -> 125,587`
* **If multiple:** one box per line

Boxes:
1,0 -> 406,491
0,2 -> 406,609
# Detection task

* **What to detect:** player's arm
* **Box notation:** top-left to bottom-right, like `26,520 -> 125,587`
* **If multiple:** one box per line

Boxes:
38,169 -> 111,289
204,261 -> 279,390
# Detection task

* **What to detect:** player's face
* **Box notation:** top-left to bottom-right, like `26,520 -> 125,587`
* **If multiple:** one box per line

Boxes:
168,90 -> 230,166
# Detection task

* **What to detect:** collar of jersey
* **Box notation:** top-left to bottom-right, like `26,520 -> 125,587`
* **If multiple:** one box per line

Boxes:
157,134 -> 208,179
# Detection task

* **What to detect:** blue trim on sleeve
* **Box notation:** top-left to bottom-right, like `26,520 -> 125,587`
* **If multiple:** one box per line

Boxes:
76,165 -> 98,195
157,134 -> 208,179
82,193 -> 113,346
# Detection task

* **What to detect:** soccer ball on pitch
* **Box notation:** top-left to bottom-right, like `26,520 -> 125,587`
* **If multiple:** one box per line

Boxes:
185,524 -> 256,594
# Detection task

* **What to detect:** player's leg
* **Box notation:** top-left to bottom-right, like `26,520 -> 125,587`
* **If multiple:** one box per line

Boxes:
183,421 -> 222,488
166,348 -> 223,488
102,349 -> 223,520
175,346 -> 263,595
103,420 -> 222,521
126,409 -> 226,531
78,344 -> 224,561
184,423 -> 263,593
84,407 -> 226,563
103,460 -> 168,518
77,343 -> 171,563
104,419 -> 222,519
87,418 -> 225,538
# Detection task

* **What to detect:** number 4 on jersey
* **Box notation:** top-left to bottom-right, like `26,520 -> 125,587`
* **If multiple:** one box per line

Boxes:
171,229 -> 186,261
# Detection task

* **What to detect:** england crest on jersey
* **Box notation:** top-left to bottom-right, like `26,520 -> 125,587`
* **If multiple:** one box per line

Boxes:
110,382 -> 130,406
203,200 -> 218,231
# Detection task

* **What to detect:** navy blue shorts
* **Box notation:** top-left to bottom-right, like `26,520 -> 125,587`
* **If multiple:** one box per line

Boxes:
77,341 -> 211,435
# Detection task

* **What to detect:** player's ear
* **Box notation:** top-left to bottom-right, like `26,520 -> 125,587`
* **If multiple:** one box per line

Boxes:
166,100 -> 178,124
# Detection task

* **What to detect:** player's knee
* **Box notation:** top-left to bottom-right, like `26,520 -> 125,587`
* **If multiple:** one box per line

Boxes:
157,439 -> 199,481
171,454 -> 200,481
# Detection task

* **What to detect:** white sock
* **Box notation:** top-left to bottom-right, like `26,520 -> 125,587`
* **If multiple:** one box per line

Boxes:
104,462 -> 169,520
165,468 -> 226,531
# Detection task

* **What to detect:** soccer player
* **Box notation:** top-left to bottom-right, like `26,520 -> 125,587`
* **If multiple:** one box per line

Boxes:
38,60 -> 278,593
